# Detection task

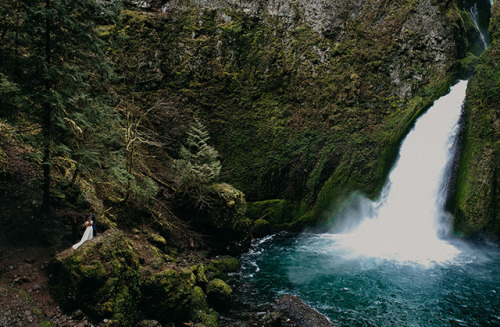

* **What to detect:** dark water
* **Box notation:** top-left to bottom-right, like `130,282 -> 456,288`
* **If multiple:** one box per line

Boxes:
235,233 -> 500,326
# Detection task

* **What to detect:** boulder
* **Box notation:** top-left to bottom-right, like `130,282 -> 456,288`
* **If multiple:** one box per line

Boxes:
205,256 -> 240,281
270,294 -> 335,327
50,229 -> 224,326
195,183 -> 251,252
206,278 -> 232,307
140,268 -> 197,322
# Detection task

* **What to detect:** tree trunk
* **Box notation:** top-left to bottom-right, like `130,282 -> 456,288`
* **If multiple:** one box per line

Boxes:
41,0 -> 51,215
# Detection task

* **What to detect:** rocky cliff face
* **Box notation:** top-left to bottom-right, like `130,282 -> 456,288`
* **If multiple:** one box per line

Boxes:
451,0 -> 500,239
161,0 -> 462,99
110,0 -> 477,227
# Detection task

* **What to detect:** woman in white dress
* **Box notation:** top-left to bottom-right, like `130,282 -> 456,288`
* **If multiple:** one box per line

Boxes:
72,216 -> 94,249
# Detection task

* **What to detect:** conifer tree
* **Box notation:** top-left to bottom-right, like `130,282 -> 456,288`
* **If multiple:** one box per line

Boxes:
10,0 -> 121,213
173,120 -> 221,207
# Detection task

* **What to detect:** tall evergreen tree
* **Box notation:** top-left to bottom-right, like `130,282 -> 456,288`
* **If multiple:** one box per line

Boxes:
12,0 -> 120,213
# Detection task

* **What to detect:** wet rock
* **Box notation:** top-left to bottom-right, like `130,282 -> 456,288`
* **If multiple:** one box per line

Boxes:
270,294 -> 335,327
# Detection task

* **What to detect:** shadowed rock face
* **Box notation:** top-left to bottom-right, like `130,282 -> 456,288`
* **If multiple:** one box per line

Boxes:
154,0 -> 462,100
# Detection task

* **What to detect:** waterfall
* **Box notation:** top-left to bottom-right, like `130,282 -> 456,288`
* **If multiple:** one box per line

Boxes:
330,81 -> 469,265
469,3 -> 489,50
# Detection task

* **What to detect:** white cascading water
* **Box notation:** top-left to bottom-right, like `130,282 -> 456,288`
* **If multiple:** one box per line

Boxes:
469,3 -> 489,49
329,80 -> 469,266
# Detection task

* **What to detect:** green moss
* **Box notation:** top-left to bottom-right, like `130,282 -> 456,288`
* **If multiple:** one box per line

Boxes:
205,256 -> 240,282
459,52 -> 480,78
246,199 -> 287,225
459,9 -> 484,56
187,183 -> 251,248
211,256 -> 240,273
141,268 -> 197,323
292,74 -> 457,229
190,286 -> 208,311
191,309 -> 219,327
247,199 -> 309,228
50,230 -> 142,324
147,233 -> 167,249
190,264 -> 208,285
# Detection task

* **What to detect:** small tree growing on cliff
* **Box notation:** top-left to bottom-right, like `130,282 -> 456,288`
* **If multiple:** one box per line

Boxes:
173,120 -> 221,207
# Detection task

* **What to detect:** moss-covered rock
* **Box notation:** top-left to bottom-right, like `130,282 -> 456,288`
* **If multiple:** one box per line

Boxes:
198,183 -> 251,249
50,229 -> 224,326
140,267 -> 196,323
251,218 -> 271,237
191,264 -> 209,286
146,232 -> 167,249
50,230 -> 142,325
205,256 -> 240,281
206,278 -> 232,307
191,309 -> 219,327
459,8 -> 486,56
207,183 -> 247,225
459,52 -> 480,78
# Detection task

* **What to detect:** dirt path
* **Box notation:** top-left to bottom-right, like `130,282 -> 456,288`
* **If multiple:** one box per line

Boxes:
0,243 -> 90,327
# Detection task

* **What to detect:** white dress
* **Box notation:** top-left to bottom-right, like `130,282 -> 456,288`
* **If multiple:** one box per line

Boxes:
72,221 -> 94,249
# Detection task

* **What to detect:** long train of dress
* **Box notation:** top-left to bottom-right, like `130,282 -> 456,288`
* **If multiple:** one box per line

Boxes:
72,223 -> 93,250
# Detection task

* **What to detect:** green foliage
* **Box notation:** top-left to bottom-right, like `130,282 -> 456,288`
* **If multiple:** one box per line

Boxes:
0,0 -> 127,212
173,120 -> 221,190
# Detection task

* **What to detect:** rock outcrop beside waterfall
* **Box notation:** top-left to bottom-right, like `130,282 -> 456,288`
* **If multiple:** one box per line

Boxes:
451,0 -> 500,239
